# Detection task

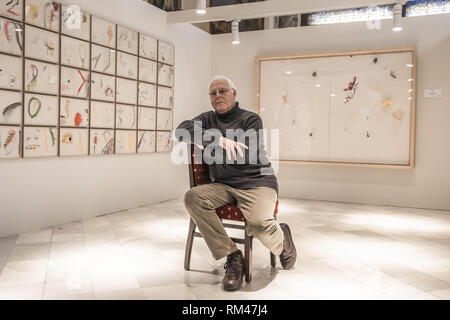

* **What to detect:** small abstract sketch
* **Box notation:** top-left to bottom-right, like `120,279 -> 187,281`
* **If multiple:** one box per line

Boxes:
0,53 -> 22,90
25,24 -> 59,63
116,104 -> 136,129
139,34 -> 157,60
138,106 -> 155,130
25,59 -> 58,94
0,126 -> 20,158
158,41 -> 174,65
61,4 -> 90,41
0,0 -> 23,20
392,109 -> 405,121
116,77 -> 137,104
90,128 -> 114,155
139,58 -> 157,83
23,126 -> 57,157
91,16 -> 115,48
90,101 -> 114,128
138,82 -> 156,106
60,97 -> 89,127
91,44 -> 115,75
158,86 -> 173,109
91,72 -> 115,101
156,131 -> 172,152
25,0 -> 60,31
61,36 -> 89,69
117,51 -> 137,79
61,66 -> 89,98
137,130 -> 155,153
24,93 -> 58,125
343,76 -> 358,103
116,129 -> 136,154
0,18 -> 23,55
381,98 -> 392,110
157,63 -> 174,87
0,89 -> 21,124
59,127 -> 88,156
117,25 -> 137,55
157,109 -> 172,131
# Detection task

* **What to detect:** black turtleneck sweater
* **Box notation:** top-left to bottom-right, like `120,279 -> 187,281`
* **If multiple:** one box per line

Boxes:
175,102 -> 278,194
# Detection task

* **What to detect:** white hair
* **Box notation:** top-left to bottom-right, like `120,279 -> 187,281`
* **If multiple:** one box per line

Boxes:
209,75 -> 236,91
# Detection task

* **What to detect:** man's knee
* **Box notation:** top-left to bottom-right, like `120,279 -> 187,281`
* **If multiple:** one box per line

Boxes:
184,187 -> 215,210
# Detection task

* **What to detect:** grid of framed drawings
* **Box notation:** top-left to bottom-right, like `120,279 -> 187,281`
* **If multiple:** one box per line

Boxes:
0,0 -> 174,159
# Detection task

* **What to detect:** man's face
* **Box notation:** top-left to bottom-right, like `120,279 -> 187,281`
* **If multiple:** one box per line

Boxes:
209,79 -> 236,114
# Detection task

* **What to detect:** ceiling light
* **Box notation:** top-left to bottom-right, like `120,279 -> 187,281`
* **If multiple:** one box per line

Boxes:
286,71 -> 292,75
392,3 -> 403,31
232,20 -> 240,45
196,0 -> 206,15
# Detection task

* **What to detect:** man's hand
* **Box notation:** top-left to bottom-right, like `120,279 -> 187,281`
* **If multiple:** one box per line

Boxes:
219,136 -> 248,161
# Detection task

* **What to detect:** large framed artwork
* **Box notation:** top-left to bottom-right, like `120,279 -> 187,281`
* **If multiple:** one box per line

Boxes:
0,0 -> 175,159
255,47 -> 416,169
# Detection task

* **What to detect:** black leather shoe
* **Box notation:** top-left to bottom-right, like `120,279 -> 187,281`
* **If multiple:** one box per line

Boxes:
279,223 -> 297,270
222,250 -> 245,291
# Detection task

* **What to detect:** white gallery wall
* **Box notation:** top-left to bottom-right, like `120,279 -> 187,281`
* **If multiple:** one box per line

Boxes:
0,0 -> 212,237
211,14 -> 450,211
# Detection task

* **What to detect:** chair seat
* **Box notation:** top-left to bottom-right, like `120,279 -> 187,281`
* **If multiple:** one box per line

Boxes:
215,200 -> 279,222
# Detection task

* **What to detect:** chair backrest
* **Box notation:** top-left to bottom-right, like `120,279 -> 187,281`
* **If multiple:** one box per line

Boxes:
188,144 -> 212,188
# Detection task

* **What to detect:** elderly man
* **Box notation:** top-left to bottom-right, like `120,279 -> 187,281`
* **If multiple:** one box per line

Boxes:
175,75 -> 297,291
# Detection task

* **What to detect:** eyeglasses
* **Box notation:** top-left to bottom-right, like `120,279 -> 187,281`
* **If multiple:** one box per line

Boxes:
209,88 -> 232,97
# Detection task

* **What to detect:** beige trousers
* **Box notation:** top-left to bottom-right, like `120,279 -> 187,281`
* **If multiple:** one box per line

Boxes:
184,183 -> 284,260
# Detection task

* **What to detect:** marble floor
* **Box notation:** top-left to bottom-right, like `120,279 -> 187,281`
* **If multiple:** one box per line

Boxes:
0,197 -> 449,300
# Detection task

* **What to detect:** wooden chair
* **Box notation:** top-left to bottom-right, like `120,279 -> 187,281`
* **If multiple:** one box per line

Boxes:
184,144 -> 278,282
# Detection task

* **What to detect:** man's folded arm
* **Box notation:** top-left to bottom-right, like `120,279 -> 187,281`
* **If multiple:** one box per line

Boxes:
174,113 -> 219,147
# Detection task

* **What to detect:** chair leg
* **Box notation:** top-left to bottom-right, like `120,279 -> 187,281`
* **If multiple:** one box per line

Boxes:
271,213 -> 277,268
244,231 -> 252,283
184,218 -> 196,270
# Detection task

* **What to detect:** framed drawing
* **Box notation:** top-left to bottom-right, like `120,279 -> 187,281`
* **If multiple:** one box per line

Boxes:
139,58 -> 157,83
0,53 -> 22,90
91,16 -> 115,48
25,59 -> 58,94
0,18 -> 23,55
137,130 -> 155,153
59,127 -> 88,156
61,66 -> 89,98
91,72 -> 115,101
61,36 -> 89,69
115,129 -> 136,154
116,77 -> 136,104
156,109 -> 172,131
90,128 -> 113,155
61,4 -> 90,41
117,25 -> 137,55
91,44 -> 115,75
158,41 -> 174,65
60,97 -> 89,127
157,86 -> 173,109
0,89 -> 22,124
25,24 -> 59,63
90,101 -> 114,128
156,131 -> 172,152
116,104 -> 136,129
255,46 -> 416,168
1,0 -> 23,20
157,63 -> 173,87
0,125 -> 20,158
23,126 -> 57,157
25,0 -> 60,31
139,34 -> 157,60
138,82 -> 156,107
117,51 -> 137,79
24,93 -> 58,125
138,106 -> 155,130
